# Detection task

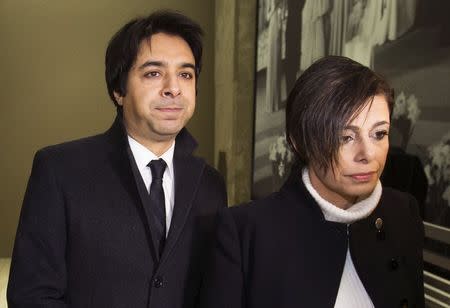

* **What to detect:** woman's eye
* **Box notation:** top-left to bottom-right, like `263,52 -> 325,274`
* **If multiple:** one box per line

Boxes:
341,135 -> 354,144
374,130 -> 389,140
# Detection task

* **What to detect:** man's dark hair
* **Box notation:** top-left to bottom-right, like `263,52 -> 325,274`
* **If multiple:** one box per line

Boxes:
286,55 -> 394,173
105,10 -> 203,110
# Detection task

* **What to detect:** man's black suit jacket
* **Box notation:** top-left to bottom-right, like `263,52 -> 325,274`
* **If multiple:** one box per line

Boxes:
8,116 -> 227,308
200,173 -> 424,308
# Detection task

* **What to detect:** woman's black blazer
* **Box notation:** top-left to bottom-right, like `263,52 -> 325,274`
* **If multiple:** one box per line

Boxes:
200,173 -> 424,308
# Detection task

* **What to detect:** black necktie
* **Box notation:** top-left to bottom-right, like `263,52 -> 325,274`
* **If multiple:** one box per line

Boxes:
148,159 -> 167,257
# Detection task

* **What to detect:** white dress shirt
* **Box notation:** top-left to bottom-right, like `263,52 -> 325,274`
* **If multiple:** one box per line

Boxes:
128,136 -> 175,236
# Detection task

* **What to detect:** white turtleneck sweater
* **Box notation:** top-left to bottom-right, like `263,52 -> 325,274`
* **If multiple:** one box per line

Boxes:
302,168 -> 382,308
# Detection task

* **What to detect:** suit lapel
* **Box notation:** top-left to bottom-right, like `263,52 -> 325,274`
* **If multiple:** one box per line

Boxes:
105,116 -> 158,263
126,146 -> 160,263
105,121 -> 204,268
158,129 -> 205,268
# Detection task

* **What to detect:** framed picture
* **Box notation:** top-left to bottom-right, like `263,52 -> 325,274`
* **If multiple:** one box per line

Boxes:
252,0 -> 450,296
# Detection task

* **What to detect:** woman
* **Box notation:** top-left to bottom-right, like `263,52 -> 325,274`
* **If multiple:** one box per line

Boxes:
200,56 -> 424,308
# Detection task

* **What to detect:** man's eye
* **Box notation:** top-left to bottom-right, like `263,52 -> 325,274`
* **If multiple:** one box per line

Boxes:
145,71 -> 161,78
180,72 -> 193,79
374,130 -> 389,140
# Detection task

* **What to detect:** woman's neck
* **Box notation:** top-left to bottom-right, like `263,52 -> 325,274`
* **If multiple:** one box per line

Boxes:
302,168 -> 382,224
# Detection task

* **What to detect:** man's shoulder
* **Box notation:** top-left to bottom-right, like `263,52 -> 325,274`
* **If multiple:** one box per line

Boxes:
192,159 -> 226,195
38,134 -> 105,155
33,132 -> 110,167
199,161 -> 223,181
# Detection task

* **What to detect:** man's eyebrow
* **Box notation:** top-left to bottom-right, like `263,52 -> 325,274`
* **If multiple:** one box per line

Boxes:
344,121 -> 390,132
180,63 -> 196,70
138,61 -> 164,70
137,61 -> 196,70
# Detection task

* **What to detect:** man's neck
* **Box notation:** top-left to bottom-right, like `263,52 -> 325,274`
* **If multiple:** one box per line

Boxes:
122,119 -> 176,156
126,132 -> 175,157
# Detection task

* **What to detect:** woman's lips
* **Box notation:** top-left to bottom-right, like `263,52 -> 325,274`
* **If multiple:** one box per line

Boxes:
349,172 -> 375,182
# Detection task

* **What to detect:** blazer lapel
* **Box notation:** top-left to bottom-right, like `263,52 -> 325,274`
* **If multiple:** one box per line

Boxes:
105,116 -> 158,263
106,122 -> 205,268
158,129 -> 205,268
126,146 -> 160,263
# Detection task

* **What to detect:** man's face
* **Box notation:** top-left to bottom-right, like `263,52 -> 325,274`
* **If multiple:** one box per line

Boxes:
115,32 -> 196,146
309,95 -> 390,208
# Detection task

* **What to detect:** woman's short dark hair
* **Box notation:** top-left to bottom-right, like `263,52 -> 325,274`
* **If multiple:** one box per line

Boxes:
105,10 -> 203,109
286,55 -> 394,172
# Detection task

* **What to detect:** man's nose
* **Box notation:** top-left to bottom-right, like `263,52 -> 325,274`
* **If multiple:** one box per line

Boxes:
161,75 -> 181,98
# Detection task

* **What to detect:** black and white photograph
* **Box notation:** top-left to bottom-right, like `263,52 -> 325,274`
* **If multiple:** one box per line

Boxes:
252,0 -> 450,294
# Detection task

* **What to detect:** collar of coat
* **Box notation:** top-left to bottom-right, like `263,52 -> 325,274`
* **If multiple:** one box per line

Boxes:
105,114 -> 198,158
279,168 -> 389,228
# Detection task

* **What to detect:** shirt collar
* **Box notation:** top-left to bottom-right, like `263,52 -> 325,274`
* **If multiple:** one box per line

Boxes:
127,135 -> 175,179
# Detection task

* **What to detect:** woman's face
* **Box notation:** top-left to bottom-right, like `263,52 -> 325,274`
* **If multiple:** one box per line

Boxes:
309,95 -> 390,208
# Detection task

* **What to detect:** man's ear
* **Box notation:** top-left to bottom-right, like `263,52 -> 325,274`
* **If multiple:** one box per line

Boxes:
113,91 -> 124,105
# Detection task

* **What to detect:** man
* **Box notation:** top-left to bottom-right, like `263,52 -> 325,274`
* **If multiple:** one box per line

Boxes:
8,10 -> 227,308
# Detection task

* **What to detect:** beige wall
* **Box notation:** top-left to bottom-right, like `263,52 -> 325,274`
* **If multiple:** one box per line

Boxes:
0,0 -> 215,257
215,0 -> 256,205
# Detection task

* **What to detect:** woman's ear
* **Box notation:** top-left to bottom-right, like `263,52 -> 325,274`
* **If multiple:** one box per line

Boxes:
113,91 -> 124,105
